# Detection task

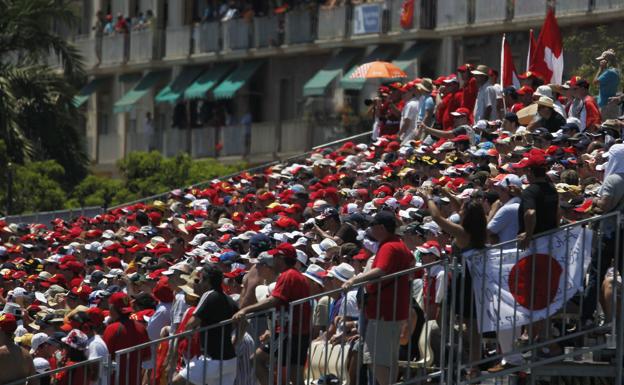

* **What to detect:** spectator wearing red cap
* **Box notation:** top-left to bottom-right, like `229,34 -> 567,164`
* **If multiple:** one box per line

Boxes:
458,63 -> 478,112
441,76 -> 463,131
146,280 -> 174,341
513,150 -> 559,249
0,313 -> 37,384
342,212 -> 414,385
103,292 -> 150,385
233,243 -> 311,385
568,76 -> 602,132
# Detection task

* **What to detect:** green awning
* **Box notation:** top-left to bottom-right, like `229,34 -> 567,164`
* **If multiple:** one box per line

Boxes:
303,49 -> 360,97
212,61 -> 263,100
73,78 -> 105,108
113,71 -> 168,113
184,64 -> 234,100
393,43 -> 430,72
340,45 -> 398,91
155,67 -> 204,104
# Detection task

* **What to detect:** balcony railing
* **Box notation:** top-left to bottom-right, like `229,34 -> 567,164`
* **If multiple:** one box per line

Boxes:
221,125 -> 246,156
194,22 -> 220,54
352,3 -> 383,35
474,0 -> 509,23
101,34 -> 128,66
317,6 -> 348,40
285,9 -> 315,44
223,19 -> 251,51
191,127 -> 217,158
97,132 -> 121,164
437,0 -> 468,28
129,29 -> 157,63
556,0 -> 590,14
594,0 -> 624,10
281,120 -> 307,152
74,35 -> 99,68
254,16 -> 280,48
250,122 -> 276,154
514,0 -> 547,19
165,26 -> 192,58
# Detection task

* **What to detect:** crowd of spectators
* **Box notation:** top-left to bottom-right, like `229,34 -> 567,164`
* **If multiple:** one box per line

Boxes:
1,48 -> 624,385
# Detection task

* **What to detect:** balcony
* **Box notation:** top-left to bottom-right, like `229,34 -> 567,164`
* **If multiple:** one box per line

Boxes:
437,0 -> 468,28
556,0 -> 590,15
129,29 -> 158,63
97,132 -> 121,164
74,35 -> 99,68
165,26 -> 192,59
474,0 -> 509,23
595,0 -> 624,10
223,19 -> 251,51
254,17 -> 280,48
285,9 -> 315,45
101,34 -> 128,66
194,22 -> 220,55
317,6 -> 348,41
514,0 -> 546,20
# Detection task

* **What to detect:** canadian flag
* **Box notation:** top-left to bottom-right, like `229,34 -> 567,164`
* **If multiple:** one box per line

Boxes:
529,9 -> 564,84
466,227 -> 592,333
500,34 -> 520,88
526,29 -> 537,71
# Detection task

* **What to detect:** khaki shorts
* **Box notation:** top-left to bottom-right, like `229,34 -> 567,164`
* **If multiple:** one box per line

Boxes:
364,319 -> 402,367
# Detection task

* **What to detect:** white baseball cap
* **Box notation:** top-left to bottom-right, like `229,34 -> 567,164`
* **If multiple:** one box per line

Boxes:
30,333 -> 50,354
328,263 -> 355,283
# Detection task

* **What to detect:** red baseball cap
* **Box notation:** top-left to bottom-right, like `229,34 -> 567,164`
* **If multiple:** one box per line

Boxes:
516,85 -> 534,96
152,281 -> 174,303
450,107 -> 471,117
108,292 -> 133,315
268,243 -> 297,260
512,153 -> 547,169
451,135 -> 471,143
0,313 -> 17,335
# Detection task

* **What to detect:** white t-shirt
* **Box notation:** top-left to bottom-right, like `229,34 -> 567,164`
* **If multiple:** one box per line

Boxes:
88,334 -> 109,385
147,302 -> 172,340
401,98 -> 420,131
487,196 -> 521,244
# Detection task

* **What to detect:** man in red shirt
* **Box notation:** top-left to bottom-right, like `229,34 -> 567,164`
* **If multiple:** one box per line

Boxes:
441,76 -> 462,131
103,292 -> 151,385
342,211 -> 414,385
569,77 -> 602,131
458,64 -> 478,111
233,243 -> 311,385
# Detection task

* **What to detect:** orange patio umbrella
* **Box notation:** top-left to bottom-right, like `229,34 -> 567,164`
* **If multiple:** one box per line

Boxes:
349,60 -> 407,79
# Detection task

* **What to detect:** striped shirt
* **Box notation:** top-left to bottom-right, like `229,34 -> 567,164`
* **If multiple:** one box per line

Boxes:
234,332 -> 256,385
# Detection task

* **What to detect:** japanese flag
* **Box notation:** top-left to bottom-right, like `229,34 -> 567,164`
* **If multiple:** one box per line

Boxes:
466,227 -> 593,333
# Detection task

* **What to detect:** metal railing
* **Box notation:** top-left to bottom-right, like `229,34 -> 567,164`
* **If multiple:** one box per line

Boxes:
254,16 -> 280,48
222,19 -> 252,51
555,0 -> 591,14
514,0 -> 547,19
7,357 -> 107,385
594,0 -> 624,10
74,35 -> 99,68
129,29 -> 157,63
101,34 -> 128,66
474,0 -> 509,23
285,9 -> 315,45
194,22 -> 220,54
437,0 -> 469,28
317,6 -> 349,40
165,26 -> 192,58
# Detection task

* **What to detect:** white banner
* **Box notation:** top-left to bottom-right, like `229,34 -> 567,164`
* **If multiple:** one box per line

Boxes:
466,227 -> 593,333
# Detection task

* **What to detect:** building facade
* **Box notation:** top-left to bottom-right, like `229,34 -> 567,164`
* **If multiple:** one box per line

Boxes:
59,0 -> 624,171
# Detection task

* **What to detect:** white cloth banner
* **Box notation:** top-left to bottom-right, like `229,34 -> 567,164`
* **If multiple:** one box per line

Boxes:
466,227 -> 593,333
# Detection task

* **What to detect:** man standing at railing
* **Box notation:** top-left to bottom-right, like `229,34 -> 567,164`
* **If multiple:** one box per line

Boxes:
0,313 -> 39,385
102,293 -> 150,385
341,211 -> 414,385
232,243 -> 311,385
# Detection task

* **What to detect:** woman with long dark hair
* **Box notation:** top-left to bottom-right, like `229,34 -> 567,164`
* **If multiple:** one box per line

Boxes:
420,188 -> 487,380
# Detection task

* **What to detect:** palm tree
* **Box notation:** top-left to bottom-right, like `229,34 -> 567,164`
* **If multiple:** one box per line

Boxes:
0,0 -> 88,187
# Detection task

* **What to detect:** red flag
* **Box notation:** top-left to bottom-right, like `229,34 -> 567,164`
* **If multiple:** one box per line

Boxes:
526,29 -> 537,71
529,9 -> 564,84
500,34 -> 520,88
400,0 -> 415,29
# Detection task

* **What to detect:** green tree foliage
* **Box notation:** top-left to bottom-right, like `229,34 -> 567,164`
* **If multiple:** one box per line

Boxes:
5,160 -> 67,213
563,25 -> 624,93
0,0 -> 88,186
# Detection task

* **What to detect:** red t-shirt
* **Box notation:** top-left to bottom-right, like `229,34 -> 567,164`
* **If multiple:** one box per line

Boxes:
461,77 -> 478,111
442,91 -> 462,131
366,236 -> 414,321
103,318 -> 151,385
584,95 -> 602,130
271,268 -> 311,335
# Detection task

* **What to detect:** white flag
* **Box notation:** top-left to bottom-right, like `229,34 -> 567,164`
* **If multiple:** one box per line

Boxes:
466,227 -> 593,333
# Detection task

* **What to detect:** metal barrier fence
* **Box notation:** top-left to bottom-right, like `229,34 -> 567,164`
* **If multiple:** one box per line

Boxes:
8,212 -> 624,385
7,356 -> 107,385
